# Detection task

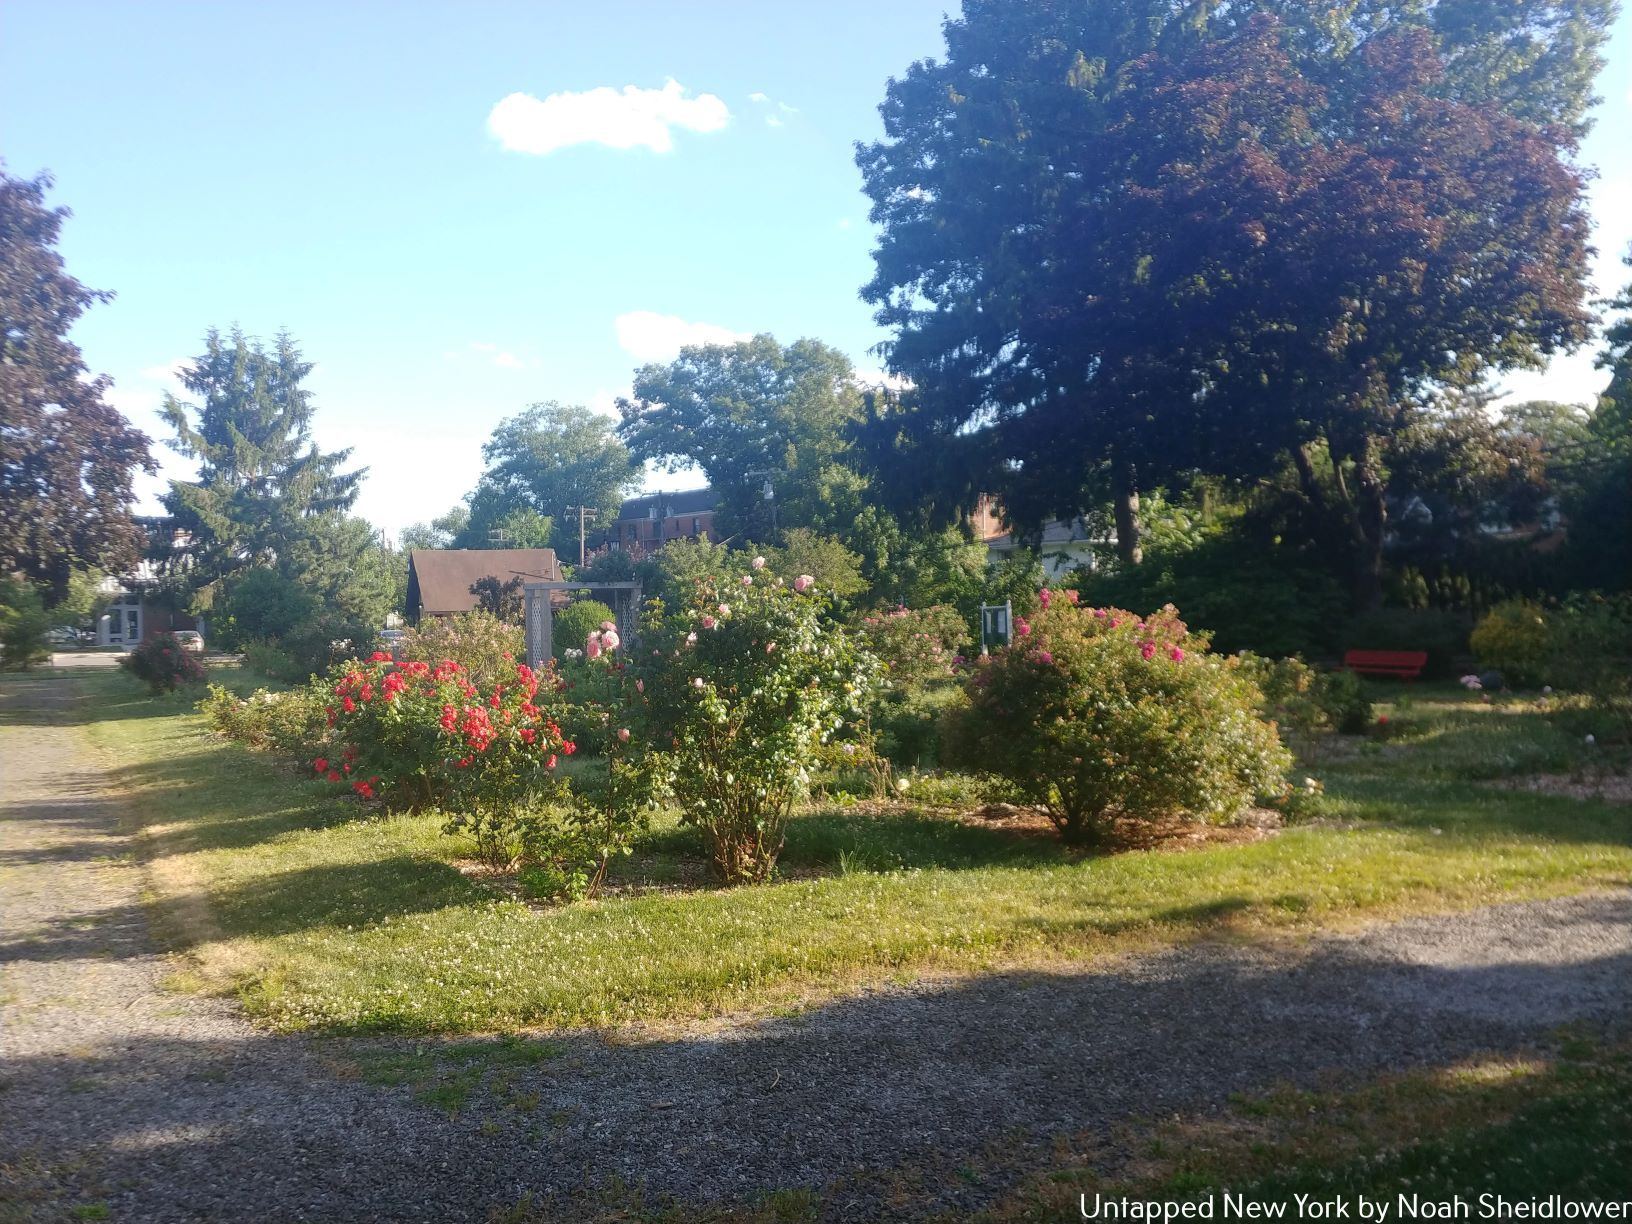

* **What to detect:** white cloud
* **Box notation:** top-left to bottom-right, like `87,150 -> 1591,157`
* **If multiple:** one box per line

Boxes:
104,386 -> 162,417
748,91 -> 769,104
765,114 -> 784,129
1494,352 -> 1611,410
487,79 -> 730,156
462,341 -> 527,369
587,387 -> 628,419
613,311 -> 752,363
852,367 -> 913,393
139,357 -> 190,383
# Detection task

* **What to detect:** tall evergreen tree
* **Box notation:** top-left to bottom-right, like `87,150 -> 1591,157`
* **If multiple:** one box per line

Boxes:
160,328 -> 362,605
0,166 -> 153,599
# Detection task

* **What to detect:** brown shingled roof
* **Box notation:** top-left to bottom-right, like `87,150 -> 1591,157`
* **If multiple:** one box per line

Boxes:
407,549 -> 560,618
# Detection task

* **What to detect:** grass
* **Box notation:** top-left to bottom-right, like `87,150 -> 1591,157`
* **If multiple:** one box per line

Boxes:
42,669 -> 1632,1034
980,1037 -> 1632,1219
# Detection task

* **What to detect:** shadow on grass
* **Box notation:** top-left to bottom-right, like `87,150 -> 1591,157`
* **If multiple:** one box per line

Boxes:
199,855 -> 482,939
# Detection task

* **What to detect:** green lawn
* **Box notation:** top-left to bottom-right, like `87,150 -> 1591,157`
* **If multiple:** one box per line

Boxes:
59,668 -> 1632,1035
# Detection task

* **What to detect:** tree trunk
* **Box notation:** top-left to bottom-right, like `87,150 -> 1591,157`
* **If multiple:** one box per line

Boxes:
1112,463 -> 1142,566
1352,438 -> 1388,612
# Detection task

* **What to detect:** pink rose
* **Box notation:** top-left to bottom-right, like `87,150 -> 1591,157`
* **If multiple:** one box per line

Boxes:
793,575 -> 814,593
741,575 -> 753,587
717,603 -> 730,617
701,616 -> 716,630
1170,647 -> 1185,661
692,677 -> 705,689
600,621 -> 616,632
586,633 -> 602,660
685,631 -> 698,644
618,727 -> 631,743
751,555 -> 766,570
601,629 -> 621,652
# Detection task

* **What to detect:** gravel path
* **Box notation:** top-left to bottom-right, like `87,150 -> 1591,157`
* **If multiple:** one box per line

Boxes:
2,674 -> 1629,1222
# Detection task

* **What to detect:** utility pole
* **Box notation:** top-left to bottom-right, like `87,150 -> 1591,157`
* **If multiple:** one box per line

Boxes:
565,506 -> 597,567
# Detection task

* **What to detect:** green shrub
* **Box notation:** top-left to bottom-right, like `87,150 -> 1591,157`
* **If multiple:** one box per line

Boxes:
945,597 -> 1290,845
200,683 -> 327,754
220,567 -> 318,649
1545,593 -> 1632,742
0,579 -> 51,671
1076,533 -> 1348,658
397,611 -> 524,690
1235,653 -> 1372,735
276,614 -> 378,683
1342,607 -> 1470,679
241,639 -> 302,683
633,563 -> 882,883
552,599 -> 616,662
1470,599 -> 1552,687
121,633 -> 207,694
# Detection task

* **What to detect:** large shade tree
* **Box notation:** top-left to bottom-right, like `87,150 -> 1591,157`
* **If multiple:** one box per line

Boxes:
856,0 -> 1603,606
160,328 -> 363,606
619,334 -> 867,540
466,401 -> 637,555
0,167 -> 153,599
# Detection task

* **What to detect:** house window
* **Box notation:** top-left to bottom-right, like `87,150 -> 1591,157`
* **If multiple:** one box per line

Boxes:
691,517 -> 700,536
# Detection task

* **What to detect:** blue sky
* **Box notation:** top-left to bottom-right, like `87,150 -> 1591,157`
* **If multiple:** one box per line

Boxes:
3,1 -> 1629,541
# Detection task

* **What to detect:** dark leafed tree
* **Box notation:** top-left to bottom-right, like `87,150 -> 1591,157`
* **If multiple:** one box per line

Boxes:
0,166 -> 153,599
856,0 -> 1603,606
469,574 -> 526,624
160,328 -> 362,606
618,334 -> 865,540
467,402 -> 637,552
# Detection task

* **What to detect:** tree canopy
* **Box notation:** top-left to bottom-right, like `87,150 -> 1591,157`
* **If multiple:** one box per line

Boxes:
466,402 -> 636,553
0,166 -> 153,599
855,0 -> 1603,606
619,335 -> 866,539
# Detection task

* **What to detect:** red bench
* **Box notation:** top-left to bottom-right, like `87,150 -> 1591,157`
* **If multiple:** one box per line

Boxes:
1343,649 -> 1428,682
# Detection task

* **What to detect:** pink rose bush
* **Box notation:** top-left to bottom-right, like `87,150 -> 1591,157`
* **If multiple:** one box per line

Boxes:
946,595 -> 1289,845
632,562 -> 880,883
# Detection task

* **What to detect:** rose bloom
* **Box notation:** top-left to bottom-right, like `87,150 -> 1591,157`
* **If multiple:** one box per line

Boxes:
601,621 -> 616,632
751,555 -> 766,570
618,727 -> 631,743
741,575 -> 753,587
693,677 -> 705,689
793,575 -> 814,593
700,616 -> 716,630
601,629 -> 621,651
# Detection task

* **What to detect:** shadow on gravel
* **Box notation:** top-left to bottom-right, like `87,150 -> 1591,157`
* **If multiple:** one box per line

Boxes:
2,894 -> 1628,1222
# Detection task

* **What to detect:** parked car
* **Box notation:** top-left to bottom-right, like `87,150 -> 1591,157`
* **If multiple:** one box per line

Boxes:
378,628 -> 407,657
172,631 -> 205,654
45,625 -> 81,646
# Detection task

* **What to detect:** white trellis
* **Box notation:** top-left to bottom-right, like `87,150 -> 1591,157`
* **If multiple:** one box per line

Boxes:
523,581 -> 642,669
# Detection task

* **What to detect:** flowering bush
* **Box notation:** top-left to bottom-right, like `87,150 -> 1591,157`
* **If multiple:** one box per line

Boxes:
316,652 -> 568,819
200,683 -> 327,754
633,564 -> 881,883
857,603 -> 970,692
1470,599 -> 1552,687
946,597 -> 1290,845
396,611 -> 525,691
1234,652 -> 1372,735
121,633 -> 207,694
552,599 -> 615,662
